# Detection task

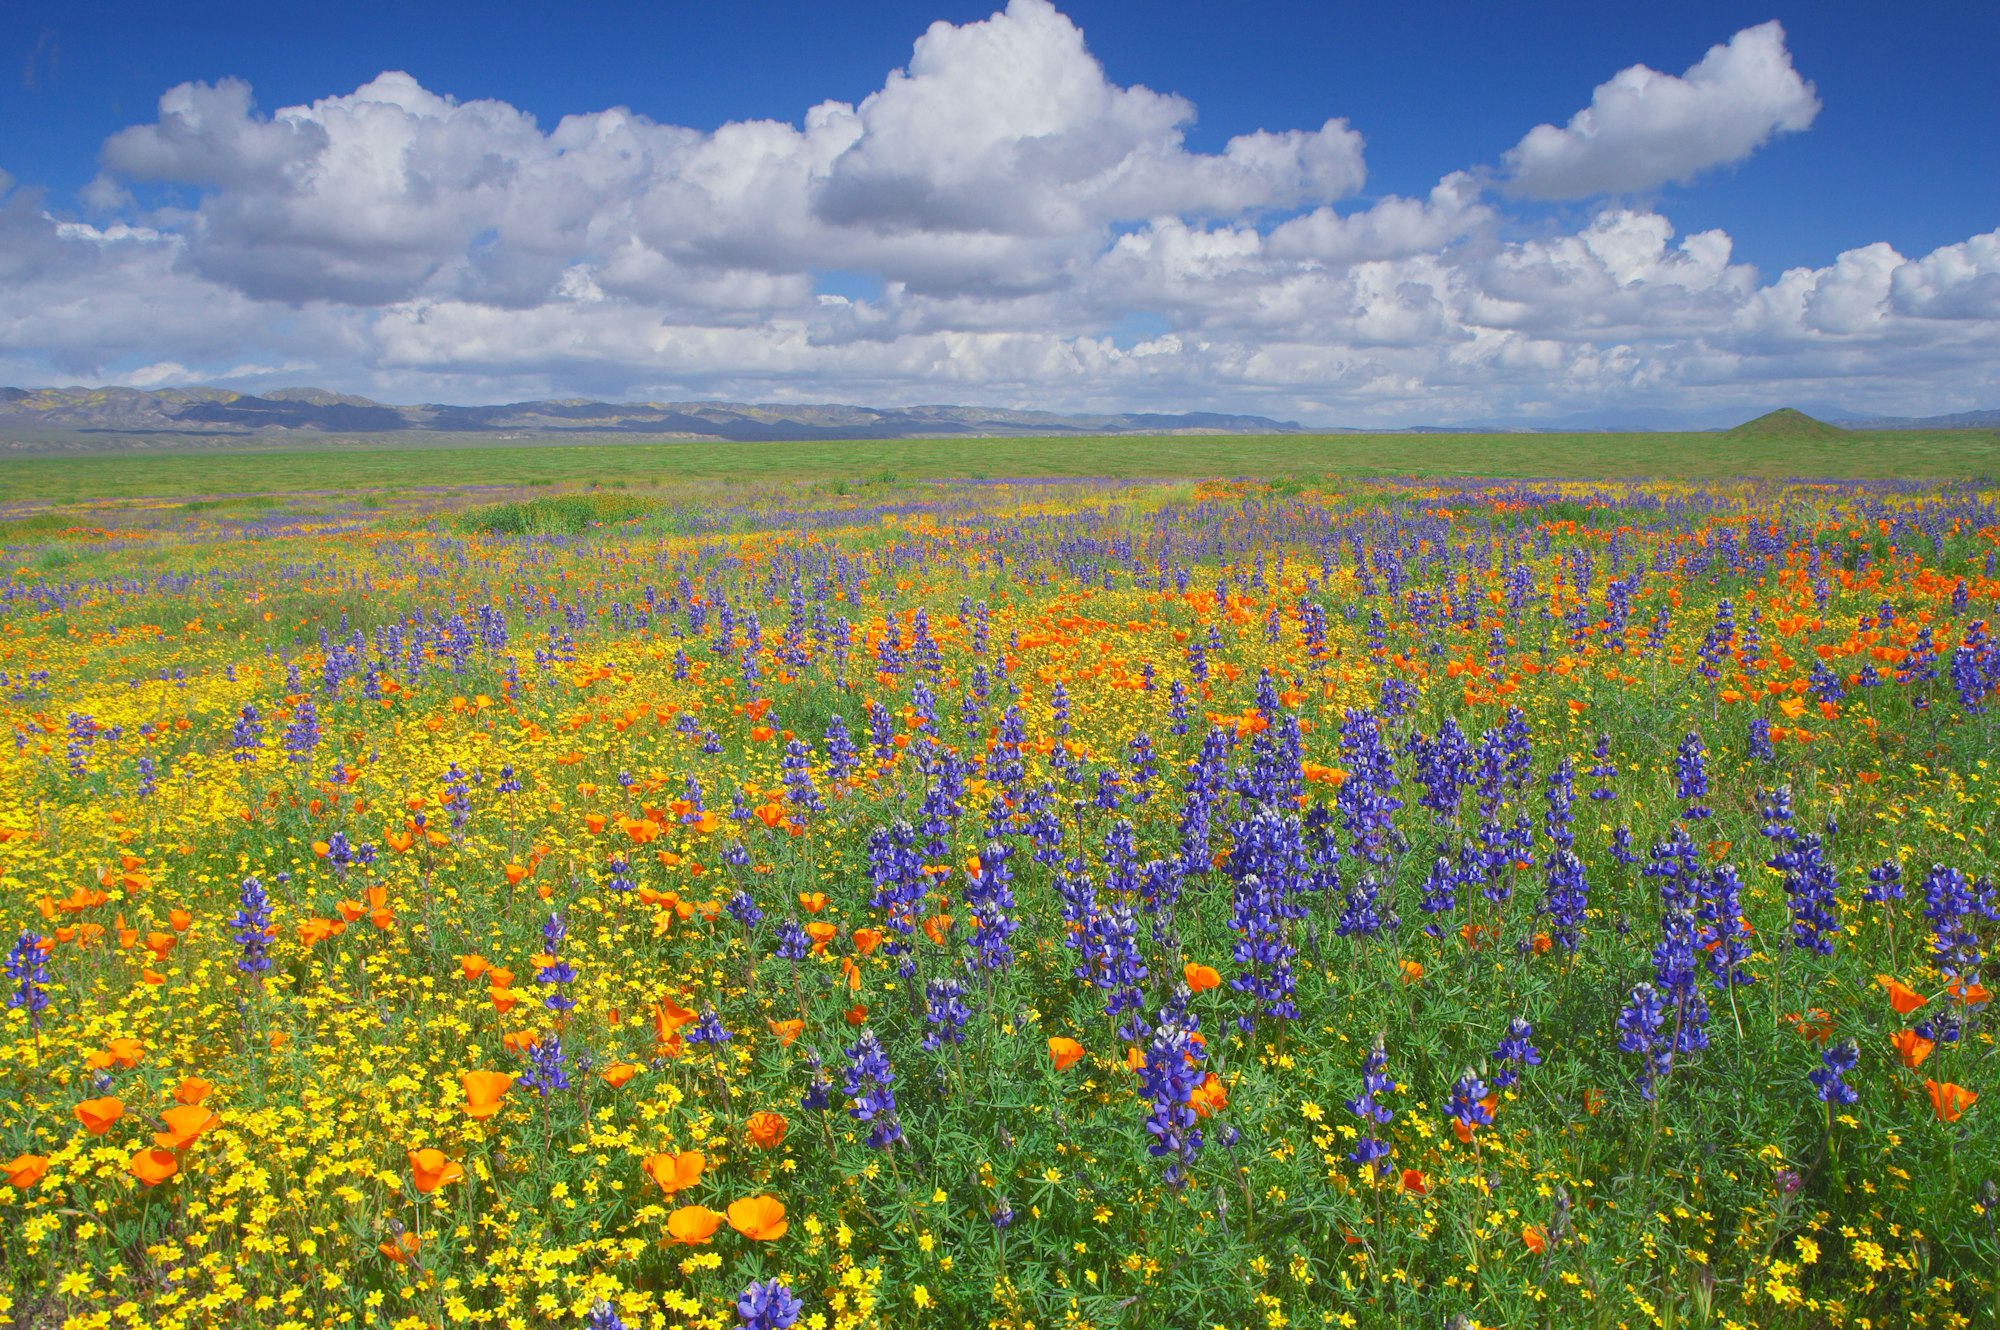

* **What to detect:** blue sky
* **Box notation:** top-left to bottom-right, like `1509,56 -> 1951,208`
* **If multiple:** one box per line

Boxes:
2,0 -> 1997,424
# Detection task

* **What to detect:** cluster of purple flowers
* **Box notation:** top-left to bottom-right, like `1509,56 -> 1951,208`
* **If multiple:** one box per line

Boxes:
5,931 -> 49,1029
843,1028 -> 904,1149
230,876 -> 273,975
1344,1036 -> 1395,1174
1137,987 -> 1206,1189
536,912 -> 577,1011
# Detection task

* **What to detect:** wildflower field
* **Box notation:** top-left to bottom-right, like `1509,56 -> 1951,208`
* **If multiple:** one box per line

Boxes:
2,471 -> 1998,1330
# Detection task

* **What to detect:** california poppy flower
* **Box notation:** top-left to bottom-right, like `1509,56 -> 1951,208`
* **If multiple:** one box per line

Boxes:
852,928 -> 883,955
1889,1029 -> 1935,1069
666,1204 -> 723,1244
459,953 -> 489,981
154,1104 -> 219,1150
1047,1037 -> 1084,1072
1877,974 -> 1927,1015
655,997 -> 696,1042
75,1097 -> 125,1135
1925,1080 -> 1977,1123
461,1070 -> 514,1120
129,1147 -> 179,1187
1522,1224 -> 1549,1254
1398,960 -> 1425,984
844,1004 -> 869,1026
1190,1072 -> 1228,1118
1949,976 -> 1992,1007
642,1150 -> 705,1196
766,1018 -> 804,1047
600,1062 -> 639,1089
1399,1168 -> 1427,1195
1183,962 -> 1221,993
727,1194 -> 788,1241
5,1154 -> 49,1189
104,1037 -> 145,1068
745,1111 -> 789,1149
408,1148 -> 465,1194
379,1232 -> 421,1265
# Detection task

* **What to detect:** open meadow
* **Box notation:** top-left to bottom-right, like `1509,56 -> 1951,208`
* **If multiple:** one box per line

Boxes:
2,442 -> 1999,1330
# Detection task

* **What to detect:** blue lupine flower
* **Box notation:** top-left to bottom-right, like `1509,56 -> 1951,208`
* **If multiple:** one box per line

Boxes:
1810,1039 -> 1860,1105
1675,731 -> 1711,820
921,977 -> 972,1051
1447,1069 -> 1494,1132
735,1280 -> 802,1330
1138,986 -> 1206,1188
231,705 -> 263,762
536,912 -> 577,1011
686,1009 -> 732,1046
726,891 -> 764,929
521,1032 -> 571,1096
843,1028 -> 904,1148
1617,982 -> 1672,1100
5,931 -> 50,1028
799,1051 -> 832,1113
230,876 -> 273,975
1344,1036 -> 1394,1173
584,1301 -> 631,1330
1490,1018 -> 1541,1090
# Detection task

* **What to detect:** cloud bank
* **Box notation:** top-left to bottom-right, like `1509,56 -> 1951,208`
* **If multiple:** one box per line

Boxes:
2,1 -> 1996,425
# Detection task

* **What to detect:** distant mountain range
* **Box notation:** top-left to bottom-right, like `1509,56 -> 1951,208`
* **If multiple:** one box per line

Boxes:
0,386 -> 1307,442
1837,409 -> 2000,430
3,387 -> 1994,448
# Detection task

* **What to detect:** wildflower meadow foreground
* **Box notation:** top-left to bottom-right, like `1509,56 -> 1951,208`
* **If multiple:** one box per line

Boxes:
4,475 -> 1999,1330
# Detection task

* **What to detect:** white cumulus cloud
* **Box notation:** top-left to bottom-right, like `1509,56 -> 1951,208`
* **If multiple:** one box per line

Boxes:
1500,21 -> 1819,199
0,5 -> 1991,425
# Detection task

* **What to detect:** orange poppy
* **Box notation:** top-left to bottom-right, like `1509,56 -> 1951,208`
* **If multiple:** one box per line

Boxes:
462,1070 -> 514,1120
75,1097 -> 125,1135
408,1148 -> 465,1194
642,1150 -> 705,1196
1889,1029 -> 1935,1069
1522,1225 -> 1549,1254
129,1147 -> 179,1187
153,1105 -> 220,1151
798,892 -> 828,913
746,1112 -> 789,1149
655,997 -> 696,1042
459,954 -> 489,980
1398,960 -> 1425,985
1047,1037 -> 1084,1072
666,1204 -> 723,1244
104,1037 -> 145,1068
5,1154 -> 49,1189
1399,1168 -> 1427,1195
844,1004 -> 869,1026
766,1018 -> 804,1047
1190,1073 -> 1228,1118
852,928 -> 883,955
1949,977 -> 1992,1007
1183,962 -> 1222,993
378,1232 -> 422,1265
727,1194 -> 788,1241
1925,1080 -> 1977,1123
600,1062 -> 639,1089
1877,974 -> 1927,1015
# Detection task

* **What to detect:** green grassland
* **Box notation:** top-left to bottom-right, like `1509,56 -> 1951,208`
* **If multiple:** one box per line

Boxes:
3,425 -> 1999,505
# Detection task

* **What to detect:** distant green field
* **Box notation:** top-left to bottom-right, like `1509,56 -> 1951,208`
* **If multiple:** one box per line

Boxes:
2,427 -> 1997,503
